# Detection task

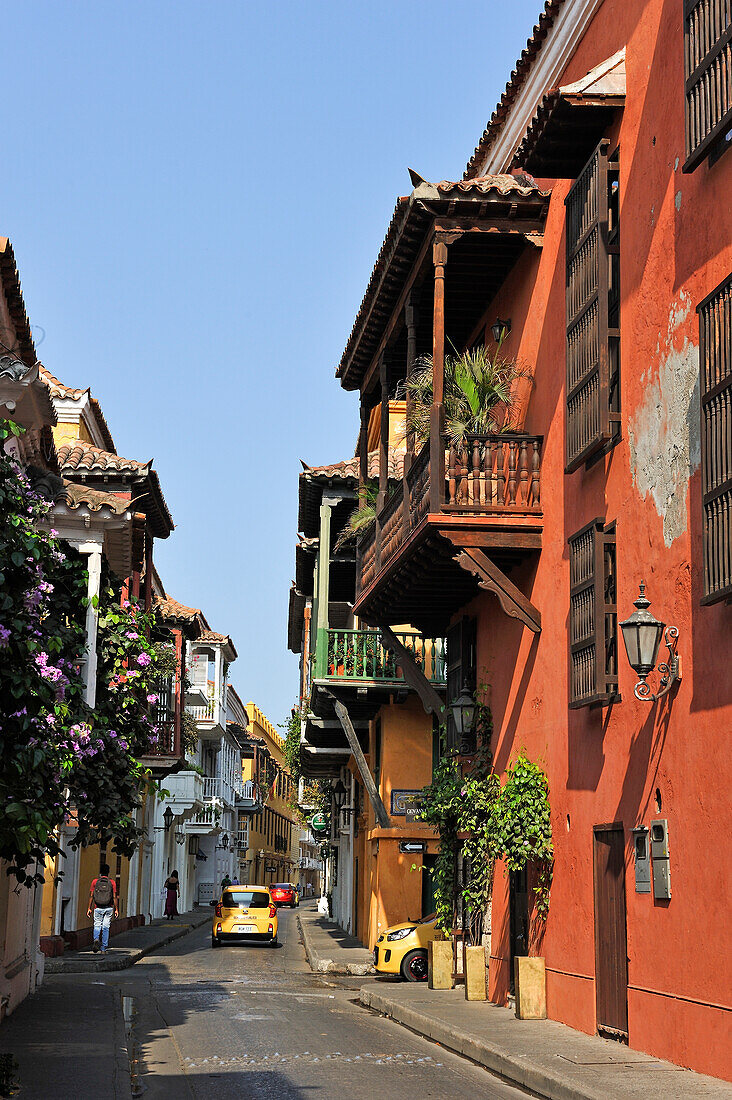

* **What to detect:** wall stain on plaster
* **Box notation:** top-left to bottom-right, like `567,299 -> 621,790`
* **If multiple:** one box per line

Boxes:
675,189 -> 682,210
628,291 -> 701,547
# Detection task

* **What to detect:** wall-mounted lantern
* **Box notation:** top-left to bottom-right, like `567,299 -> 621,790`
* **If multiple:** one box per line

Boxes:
332,779 -> 353,818
620,582 -> 681,702
451,682 -> 477,753
160,806 -> 174,832
491,318 -> 511,343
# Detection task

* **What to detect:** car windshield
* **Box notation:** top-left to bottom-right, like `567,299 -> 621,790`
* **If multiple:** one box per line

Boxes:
222,890 -> 269,909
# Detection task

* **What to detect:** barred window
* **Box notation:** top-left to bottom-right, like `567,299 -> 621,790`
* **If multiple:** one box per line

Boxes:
569,519 -> 618,707
683,0 -> 732,172
565,140 -> 620,472
698,273 -> 732,603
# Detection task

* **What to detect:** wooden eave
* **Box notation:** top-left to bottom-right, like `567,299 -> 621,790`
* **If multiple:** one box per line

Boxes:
512,92 -> 624,177
354,512 -> 542,635
337,181 -> 551,392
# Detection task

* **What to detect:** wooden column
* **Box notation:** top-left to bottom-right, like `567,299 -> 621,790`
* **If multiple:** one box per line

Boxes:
430,238 -> 448,513
377,353 -> 389,512
404,290 -> 419,469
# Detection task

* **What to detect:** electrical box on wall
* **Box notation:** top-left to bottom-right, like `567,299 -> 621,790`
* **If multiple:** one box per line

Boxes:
650,818 -> 671,899
632,826 -> 651,893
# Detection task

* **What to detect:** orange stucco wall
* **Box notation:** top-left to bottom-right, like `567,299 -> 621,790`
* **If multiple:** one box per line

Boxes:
354,695 -> 438,949
462,0 -> 732,1080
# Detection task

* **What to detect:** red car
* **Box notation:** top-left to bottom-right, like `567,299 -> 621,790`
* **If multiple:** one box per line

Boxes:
270,883 -> 298,908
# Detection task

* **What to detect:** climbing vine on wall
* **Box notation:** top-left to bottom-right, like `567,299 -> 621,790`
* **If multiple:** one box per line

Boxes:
420,729 -> 553,934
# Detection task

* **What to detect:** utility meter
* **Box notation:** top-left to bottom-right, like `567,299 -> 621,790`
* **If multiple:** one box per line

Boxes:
650,819 -> 671,900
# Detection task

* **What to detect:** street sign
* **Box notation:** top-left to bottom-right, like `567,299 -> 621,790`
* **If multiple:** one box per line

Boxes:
399,841 -> 427,854
310,812 -> 327,833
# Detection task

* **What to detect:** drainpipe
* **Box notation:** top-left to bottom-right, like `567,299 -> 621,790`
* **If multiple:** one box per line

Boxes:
83,546 -> 102,707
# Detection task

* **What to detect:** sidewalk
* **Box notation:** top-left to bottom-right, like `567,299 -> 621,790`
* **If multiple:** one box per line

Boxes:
297,901 -> 375,976
44,908 -> 211,973
0,977 -> 131,1099
360,983 -> 732,1100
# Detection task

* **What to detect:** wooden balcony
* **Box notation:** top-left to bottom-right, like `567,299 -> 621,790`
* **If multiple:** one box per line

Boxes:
355,433 -> 543,634
313,627 -> 445,686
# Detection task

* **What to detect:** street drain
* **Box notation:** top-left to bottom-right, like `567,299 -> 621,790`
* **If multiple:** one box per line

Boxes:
121,995 -> 144,1098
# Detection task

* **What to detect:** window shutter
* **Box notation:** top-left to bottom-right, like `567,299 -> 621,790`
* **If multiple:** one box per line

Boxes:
565,140 -> 620,472
698,273 -> 732,603
445,616 -> 476,750
569,519 -> 618,707
683,0 -> 732,172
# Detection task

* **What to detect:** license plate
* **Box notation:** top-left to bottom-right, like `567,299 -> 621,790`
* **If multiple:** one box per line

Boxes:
233,924 -> 256,933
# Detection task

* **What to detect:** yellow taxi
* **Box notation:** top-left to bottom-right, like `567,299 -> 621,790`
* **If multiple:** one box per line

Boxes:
373,913 -> 440,981
211,885 -> 278,948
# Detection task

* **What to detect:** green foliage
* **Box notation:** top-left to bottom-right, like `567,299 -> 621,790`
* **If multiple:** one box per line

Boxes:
0,419 -> 176,882
405,343 -> 531,447
420,738 -> 553,935
180,710 -> 198,756
334,481 -> 379,551
281,706 -> 302,782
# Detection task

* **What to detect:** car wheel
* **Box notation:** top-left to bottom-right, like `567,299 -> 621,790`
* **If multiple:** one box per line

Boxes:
211,935 -> 220,948
401,949 -> 428,982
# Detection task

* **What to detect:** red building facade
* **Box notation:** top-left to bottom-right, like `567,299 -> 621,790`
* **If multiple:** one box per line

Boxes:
338,0 -> 731,1079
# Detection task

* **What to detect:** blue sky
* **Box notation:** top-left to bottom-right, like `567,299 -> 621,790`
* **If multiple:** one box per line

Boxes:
8,1 -> 543,726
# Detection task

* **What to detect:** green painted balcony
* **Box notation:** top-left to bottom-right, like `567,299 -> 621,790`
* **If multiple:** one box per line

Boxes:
313,628 -> 446,686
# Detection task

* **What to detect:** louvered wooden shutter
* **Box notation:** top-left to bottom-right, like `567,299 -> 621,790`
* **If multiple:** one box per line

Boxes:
569,519 -> 618,707
683,0 -> 732,172
446,616 -> 476,750
565,140 -> 620,472
698,273 -> 732,603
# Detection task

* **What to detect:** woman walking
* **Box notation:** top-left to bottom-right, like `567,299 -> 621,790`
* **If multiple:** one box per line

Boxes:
164,870 -> 180,919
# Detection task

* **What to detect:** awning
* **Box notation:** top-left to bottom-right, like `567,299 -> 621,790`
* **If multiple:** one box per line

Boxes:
512,48 -> 625,178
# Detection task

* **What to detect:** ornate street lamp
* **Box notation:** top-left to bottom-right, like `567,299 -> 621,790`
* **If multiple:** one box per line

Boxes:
163,806 -> 174,832
491,318 -> 511,343
620,582 -> 681,702
450,682 -> 477,754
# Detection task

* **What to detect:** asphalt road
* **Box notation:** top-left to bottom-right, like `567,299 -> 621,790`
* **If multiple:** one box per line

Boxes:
101,905 -> 529,1099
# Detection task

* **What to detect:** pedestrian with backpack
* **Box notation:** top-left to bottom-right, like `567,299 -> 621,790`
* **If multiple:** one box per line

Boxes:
87,863 -> 118,953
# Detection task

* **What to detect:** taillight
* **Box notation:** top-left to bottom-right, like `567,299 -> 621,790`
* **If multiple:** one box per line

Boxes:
269,904 -> 276,918
215,903 -> 222,918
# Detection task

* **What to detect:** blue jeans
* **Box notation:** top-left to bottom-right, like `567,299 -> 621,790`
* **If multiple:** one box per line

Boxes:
93,906 -> 114,949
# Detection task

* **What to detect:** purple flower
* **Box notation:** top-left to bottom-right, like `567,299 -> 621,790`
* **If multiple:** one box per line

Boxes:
147,693 -> 158,704
125,631 -> 139,641
136,652 -> 152,667
0,625 -> 10,647
460,788 -> 467,797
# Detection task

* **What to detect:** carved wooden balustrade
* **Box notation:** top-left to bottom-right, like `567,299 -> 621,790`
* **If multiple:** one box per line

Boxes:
357,433 -> 542,593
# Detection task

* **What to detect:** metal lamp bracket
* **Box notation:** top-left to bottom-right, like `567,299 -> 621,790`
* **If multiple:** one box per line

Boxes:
634,627 -> 682,702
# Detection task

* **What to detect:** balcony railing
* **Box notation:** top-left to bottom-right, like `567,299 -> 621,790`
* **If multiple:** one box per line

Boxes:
314,628 -> 445,684
358,433 -> 542,595
236,779 -> 263,810
201,776 -> 237,808
186,679 -> 216,722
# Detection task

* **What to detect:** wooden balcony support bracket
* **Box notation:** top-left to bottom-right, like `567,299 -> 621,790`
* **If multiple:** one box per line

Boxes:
326,693 -> 391,829
455,548 -> 542,634
379,626 -> 447,720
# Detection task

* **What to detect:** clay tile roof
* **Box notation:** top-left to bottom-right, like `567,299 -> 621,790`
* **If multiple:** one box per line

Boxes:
464,0 -> 566,179
57,440 -> 149,474
303,448 -> 404,483
156,594 -> 201,622
0,239 -> 35,366
59,479 -> 131,516
197,630 -> 238,661
39,366 -> 116,452
38,365 -> 86,401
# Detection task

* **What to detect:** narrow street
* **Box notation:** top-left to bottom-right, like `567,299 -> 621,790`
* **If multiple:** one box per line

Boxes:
45,909 -> 528,1099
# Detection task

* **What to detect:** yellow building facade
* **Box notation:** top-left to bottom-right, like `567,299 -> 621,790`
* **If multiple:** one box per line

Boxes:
241,703 -> 299,888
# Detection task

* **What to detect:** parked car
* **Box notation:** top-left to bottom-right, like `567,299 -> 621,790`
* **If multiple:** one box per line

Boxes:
270,883 -> 298,908
211,886 -> 278,948
373,913 -> 440,981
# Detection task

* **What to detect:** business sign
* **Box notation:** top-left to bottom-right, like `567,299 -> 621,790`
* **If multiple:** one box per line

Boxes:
391,789 -> 424,820
310,812 -> 328,833
399,841 -> 427,854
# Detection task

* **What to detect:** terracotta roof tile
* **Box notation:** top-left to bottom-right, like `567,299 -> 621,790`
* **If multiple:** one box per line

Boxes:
303,448 -> 404,483
39,366 -> 116,451
0,239 -> 35,367
196,629 -> 238,661
156,594 -> 202,621
57,440 -> 148,474
464,0 -> 565,179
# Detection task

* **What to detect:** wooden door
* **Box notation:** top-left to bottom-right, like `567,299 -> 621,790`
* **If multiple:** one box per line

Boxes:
593,825 -> 628,1040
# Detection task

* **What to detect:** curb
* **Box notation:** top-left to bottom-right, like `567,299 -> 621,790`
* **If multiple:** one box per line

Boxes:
297,913 -> 375,977
45,913 -> 210,974
360,987 -> 613,1100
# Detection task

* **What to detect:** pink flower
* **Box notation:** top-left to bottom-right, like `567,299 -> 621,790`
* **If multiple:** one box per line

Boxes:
136,652 -> 152,667
147,693 -> 158,704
